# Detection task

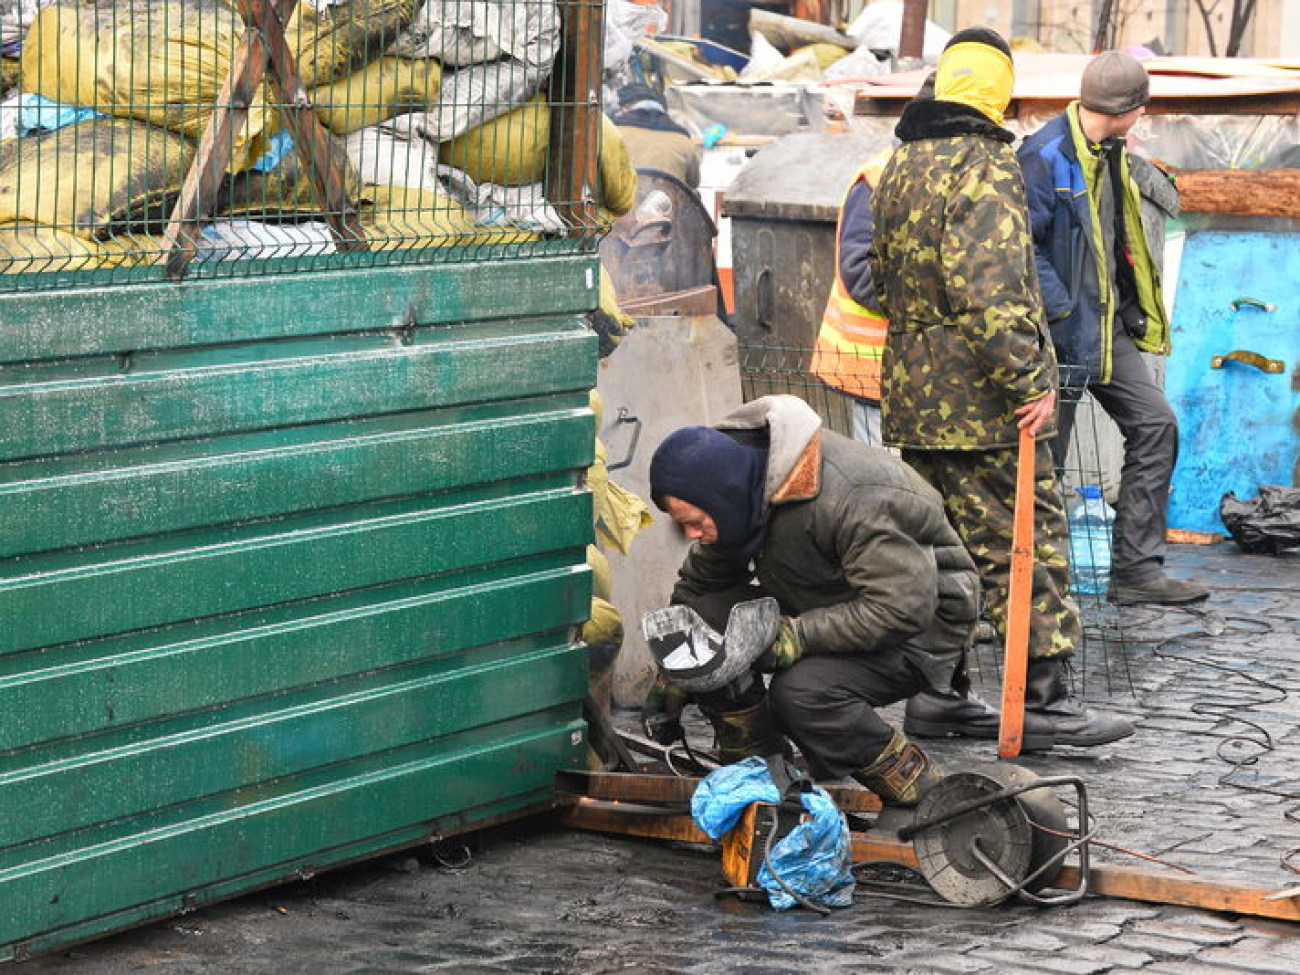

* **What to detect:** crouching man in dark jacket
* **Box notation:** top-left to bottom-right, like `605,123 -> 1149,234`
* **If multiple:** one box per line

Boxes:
641,394 -> 996,806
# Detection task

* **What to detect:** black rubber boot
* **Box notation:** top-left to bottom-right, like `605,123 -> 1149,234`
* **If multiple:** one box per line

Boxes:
1108,573 -> 1209,606
1022,656 -> 1135,750
903,688 -> 1001,740
851,730 -> 943,808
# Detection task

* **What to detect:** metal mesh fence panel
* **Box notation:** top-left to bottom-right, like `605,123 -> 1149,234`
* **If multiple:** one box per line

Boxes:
738,343 -> 1134,698
0,0 -> 608,290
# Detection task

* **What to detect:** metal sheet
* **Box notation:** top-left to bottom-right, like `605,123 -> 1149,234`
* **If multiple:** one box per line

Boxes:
1165,231 -> 1299,533
0,259 -> 599,956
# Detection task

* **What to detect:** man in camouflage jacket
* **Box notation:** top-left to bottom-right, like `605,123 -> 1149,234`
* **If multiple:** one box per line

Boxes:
869,27 -> 1133,749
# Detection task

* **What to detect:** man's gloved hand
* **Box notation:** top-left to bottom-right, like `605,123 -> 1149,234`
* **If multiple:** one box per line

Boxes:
640,671 -> 690,745
756,616 -> 804,672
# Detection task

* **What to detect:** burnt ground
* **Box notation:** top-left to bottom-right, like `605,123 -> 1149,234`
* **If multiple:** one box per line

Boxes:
16,543 -> 1300,974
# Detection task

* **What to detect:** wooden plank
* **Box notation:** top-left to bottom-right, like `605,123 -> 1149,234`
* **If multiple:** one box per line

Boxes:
999,426 -> 1036,758
1054,862 -> 1300,923
558,801 -> 712,845
1172,169 -> 1300,218
547,0 -> 604,231
1167,528 -> 1225,545
556,770 -> 884,814
248,0 -> 367,253
164,10 -> 271,279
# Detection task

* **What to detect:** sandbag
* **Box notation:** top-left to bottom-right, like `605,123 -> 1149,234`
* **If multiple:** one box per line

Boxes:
291,0 -> 421,90
308,56 -> 442,136
386,0 -> 559,68
359,183 -> 536,250
0,222 -> 161,274
0,117 -> 194,238
22,1 -> 273,172
441,103 -> 638,217
438,94 -> 549,187
21,0 -> 417,172
215,130 -> 364,219
598,115 -> 637,218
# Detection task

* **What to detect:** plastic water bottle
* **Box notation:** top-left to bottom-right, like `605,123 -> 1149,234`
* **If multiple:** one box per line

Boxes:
1068,486 -> 1113,595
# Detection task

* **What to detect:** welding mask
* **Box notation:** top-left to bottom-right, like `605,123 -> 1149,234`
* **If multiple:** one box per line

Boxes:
642,597 -> 780,694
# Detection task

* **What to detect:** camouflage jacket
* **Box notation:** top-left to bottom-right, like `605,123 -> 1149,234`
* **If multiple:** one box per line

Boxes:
870,99 -> 1059,450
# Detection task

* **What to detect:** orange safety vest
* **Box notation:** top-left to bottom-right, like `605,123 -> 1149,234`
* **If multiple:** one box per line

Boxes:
811,153 -> 891,402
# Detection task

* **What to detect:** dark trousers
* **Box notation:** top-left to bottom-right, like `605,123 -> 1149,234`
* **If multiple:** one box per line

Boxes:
1053,330 -> 1179,583
768,653 -> 927,781
675,585 -> 927,780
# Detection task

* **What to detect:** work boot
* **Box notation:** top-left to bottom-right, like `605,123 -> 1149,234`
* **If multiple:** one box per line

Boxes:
851,730 -> 943,808
903,688 -> 1001,740
1022,656 -> 1135,750
1108,573 -> 1209,606
698,699 -> 791,764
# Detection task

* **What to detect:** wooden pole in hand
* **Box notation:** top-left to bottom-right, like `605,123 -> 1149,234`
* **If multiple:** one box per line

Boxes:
999,425 -> 1037,758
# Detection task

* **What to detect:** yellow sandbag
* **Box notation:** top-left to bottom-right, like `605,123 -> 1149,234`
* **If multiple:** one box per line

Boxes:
1,58 -> 19,92
587,544 -> 612,602
599,264 -> 635,330
308,56 -> 443,136
0,118 -> 194,239
439,95 -> 549,187
0,224 -> 164,274
359,184 -> 537,250
290,0 -> 420,89
22,1 -> 273,172
216,133 -> 363,219
598,116 -> 637,218
441,102 -> 638,216
21,1 -> 417,173
598,477 -> 653,555
795,42 -> 851,70
590,432 -> 652,557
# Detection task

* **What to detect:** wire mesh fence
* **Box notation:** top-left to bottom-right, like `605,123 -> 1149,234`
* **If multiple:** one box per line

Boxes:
737,342 -> 1135,698
0,0 -> 611,289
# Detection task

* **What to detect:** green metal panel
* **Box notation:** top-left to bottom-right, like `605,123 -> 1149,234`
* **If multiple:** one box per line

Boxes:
0,256 -> 600,957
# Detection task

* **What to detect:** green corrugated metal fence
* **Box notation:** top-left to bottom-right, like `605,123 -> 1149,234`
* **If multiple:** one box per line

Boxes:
0,254 -> 599,959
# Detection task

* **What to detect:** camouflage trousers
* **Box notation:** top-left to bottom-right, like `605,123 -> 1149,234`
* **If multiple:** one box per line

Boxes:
903,443 -> 1081,659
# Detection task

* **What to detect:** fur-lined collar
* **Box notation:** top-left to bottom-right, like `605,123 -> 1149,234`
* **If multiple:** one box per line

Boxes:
716,395 -> 822,505
895,98 -> 1015,144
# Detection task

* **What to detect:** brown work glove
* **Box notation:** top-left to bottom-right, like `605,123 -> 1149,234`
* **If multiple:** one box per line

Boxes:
755,616 -> 804,672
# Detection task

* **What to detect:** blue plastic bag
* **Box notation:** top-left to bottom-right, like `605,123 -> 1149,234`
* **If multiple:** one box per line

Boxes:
691,757 -> 855,911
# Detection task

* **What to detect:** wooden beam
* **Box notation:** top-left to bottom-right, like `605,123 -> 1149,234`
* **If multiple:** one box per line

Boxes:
247,0 -> 367,253
546,0 -> 603,233
1173,169 -> 1300,219
164,16 -> 271,279
1054,862 -> 1300,923
555,770 -> 884,814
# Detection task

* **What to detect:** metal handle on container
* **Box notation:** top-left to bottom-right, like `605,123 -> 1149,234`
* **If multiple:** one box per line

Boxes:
1210,350 -> 1285,374
756,268 -> 774,330
604,408 -> 642,472
1230,297 -> 1277,313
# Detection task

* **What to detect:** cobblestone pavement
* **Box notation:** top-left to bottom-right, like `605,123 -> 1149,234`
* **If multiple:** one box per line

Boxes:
18,544 -> 1300,973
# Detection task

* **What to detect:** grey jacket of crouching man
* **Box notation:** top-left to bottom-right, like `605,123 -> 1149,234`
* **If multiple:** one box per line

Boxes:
671,395 -> 980,692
